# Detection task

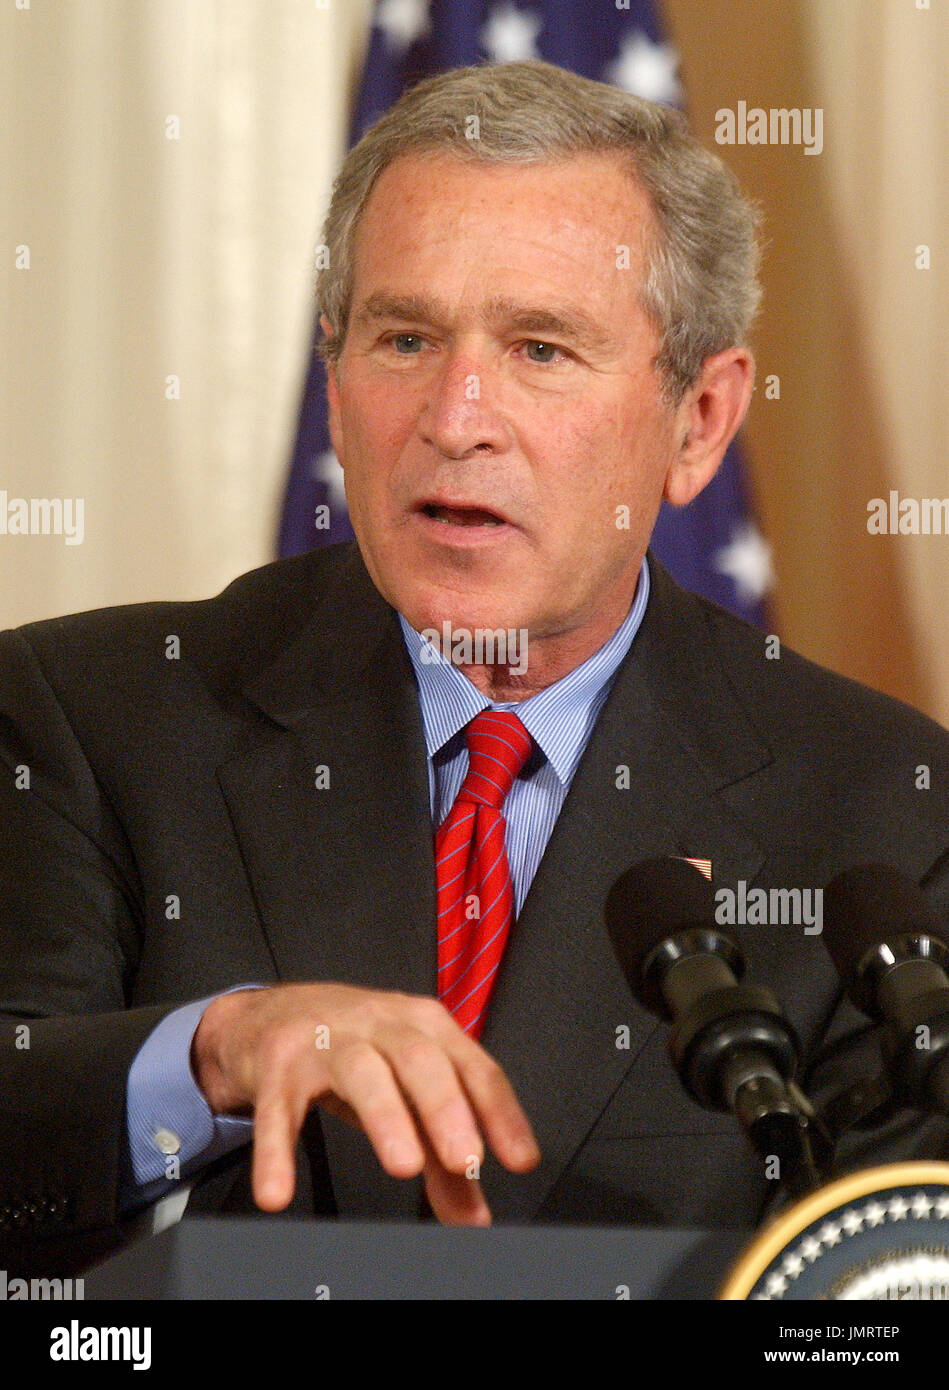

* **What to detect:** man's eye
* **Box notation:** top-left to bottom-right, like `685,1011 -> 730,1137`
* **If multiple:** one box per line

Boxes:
524,341 -> 564,363
389,333 -> 423,353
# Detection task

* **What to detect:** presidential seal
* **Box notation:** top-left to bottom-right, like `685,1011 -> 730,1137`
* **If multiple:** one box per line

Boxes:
720,1162 -> 949,1300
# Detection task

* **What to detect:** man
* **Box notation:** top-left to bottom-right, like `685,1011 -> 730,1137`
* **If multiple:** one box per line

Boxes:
2,60 -> 948,1277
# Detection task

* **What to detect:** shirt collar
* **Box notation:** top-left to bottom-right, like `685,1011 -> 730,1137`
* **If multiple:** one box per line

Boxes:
398,557 -> 650,786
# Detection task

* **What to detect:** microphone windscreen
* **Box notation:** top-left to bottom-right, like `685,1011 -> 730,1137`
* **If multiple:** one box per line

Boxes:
606,855 -> 718,996
821,863 -> 944,992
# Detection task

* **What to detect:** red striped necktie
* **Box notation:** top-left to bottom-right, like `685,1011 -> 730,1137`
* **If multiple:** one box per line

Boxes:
435,710 -> 534,1038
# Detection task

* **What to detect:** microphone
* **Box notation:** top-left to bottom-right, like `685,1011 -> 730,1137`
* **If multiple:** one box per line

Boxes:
822,864 -> 949,1114
606,856 -> 828,1193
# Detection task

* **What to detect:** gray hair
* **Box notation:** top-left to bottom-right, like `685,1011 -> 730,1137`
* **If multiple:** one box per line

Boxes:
316,59 -> 761,406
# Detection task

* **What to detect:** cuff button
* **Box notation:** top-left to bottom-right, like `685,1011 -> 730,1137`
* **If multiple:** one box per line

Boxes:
153,1128 -> 182,1156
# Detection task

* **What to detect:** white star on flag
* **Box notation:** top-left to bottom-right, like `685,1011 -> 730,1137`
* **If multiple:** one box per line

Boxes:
311,449 -> 347,512
375,0 -> 431,55
714,522 -> 775,605
480,3 -> 543,63
604,31 -> 682,105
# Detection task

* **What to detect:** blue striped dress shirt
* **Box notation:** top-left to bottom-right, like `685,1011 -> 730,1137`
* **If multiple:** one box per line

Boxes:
398,556 -> 650,916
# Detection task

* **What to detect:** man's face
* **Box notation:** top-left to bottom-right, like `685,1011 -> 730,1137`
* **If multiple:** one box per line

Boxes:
325,151 -> 684,644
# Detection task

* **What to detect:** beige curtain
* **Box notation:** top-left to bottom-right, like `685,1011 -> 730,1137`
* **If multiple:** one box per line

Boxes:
1,0 -> 371,616
2,0 -> 947,726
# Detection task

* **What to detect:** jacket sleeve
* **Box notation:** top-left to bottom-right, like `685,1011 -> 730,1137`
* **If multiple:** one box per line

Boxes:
0,626 -> 179,1272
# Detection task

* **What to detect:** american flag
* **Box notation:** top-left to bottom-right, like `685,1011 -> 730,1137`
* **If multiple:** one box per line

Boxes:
278,0 -> 773,627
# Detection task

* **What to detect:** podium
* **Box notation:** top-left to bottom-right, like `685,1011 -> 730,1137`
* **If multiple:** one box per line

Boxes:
82,1218 -> 750,1299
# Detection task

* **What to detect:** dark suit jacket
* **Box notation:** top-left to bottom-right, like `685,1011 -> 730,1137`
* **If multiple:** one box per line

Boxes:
1,542 -> 948,1273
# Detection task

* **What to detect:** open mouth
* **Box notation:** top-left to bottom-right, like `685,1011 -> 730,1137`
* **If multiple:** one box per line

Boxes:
420,503 -> 506,527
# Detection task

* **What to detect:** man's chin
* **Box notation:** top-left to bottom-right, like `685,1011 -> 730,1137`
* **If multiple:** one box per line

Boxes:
382,573 -> 526,633
382,554 -> 536,638
403,600 -> 533,640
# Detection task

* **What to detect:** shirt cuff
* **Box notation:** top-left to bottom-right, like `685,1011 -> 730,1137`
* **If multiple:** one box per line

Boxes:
124,985 -> 263,1197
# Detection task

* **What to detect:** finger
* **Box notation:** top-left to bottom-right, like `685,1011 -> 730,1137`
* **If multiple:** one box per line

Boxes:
329,1040 -> 426,1178
252,1084 -> 307,1211
401,998 -> 541,1171
442,1035 -> 541,1172
378,1027 -> 484,1174
422,1148 -> 491,1227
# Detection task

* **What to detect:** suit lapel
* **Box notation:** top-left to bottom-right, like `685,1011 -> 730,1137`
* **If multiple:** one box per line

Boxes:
216,545 -> 435,1217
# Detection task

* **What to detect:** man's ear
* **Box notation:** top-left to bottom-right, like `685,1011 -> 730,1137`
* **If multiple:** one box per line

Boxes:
663,347 -> 755,507
319,314 -> 344,462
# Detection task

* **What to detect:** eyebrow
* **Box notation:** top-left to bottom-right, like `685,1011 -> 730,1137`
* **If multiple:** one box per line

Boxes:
351,292 -> 616,351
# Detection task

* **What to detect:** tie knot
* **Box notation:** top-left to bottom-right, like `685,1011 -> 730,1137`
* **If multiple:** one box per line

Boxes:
460,710 -> 533,809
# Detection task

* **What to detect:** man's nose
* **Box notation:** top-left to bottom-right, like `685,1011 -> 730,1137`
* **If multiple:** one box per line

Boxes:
418,348 -> 510,459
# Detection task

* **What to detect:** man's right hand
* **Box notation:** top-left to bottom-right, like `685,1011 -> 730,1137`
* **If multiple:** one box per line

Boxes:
190,983 -> 540,1226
